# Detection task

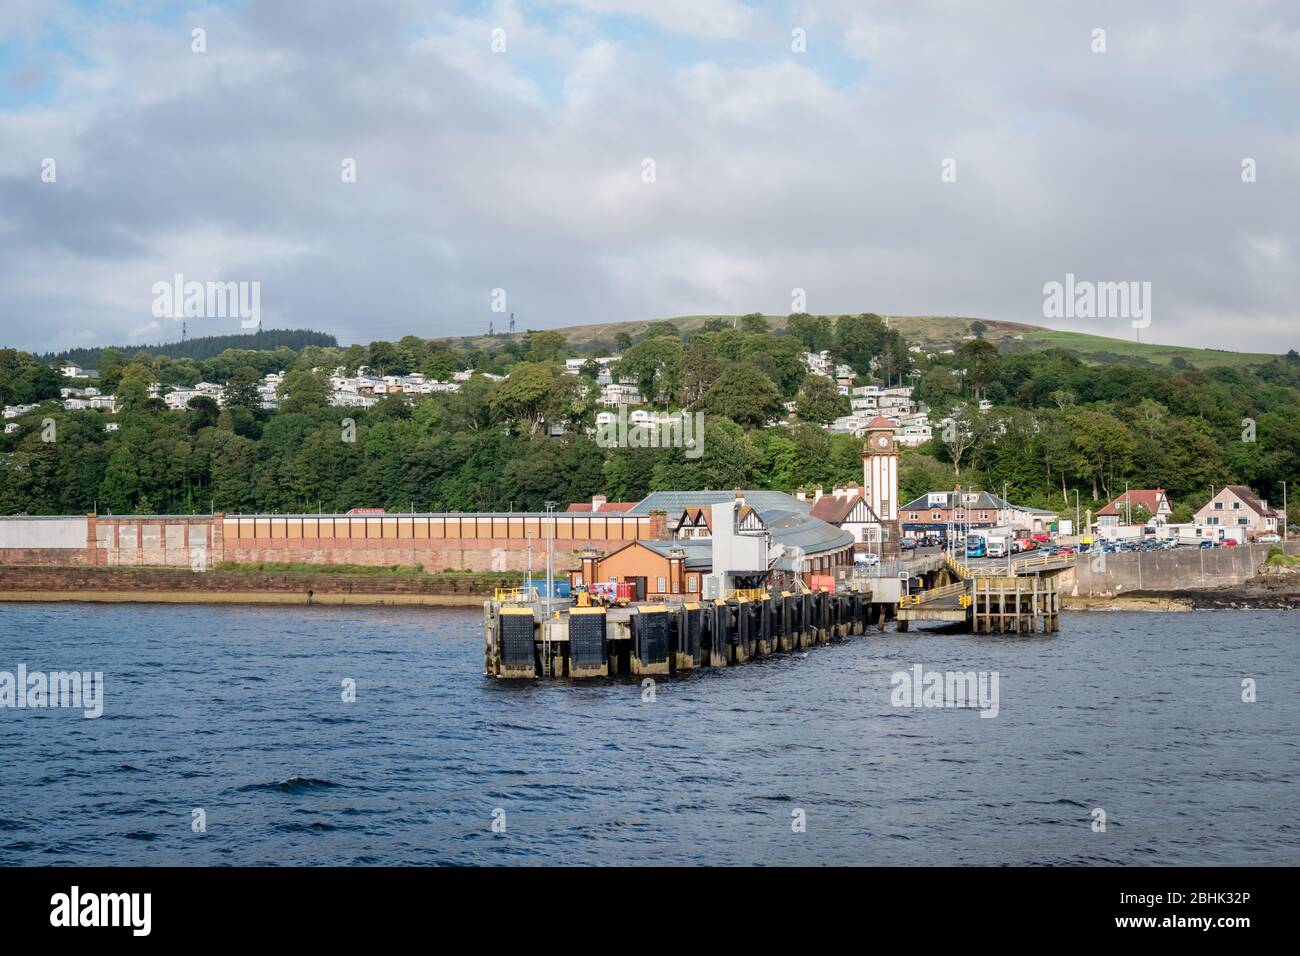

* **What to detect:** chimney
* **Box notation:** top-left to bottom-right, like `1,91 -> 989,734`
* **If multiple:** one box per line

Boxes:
734,488 -> 745,508
796,488 -> 806,502
648,509 -> 668,540
591,494 -> 607,512
814,485 -> 824,502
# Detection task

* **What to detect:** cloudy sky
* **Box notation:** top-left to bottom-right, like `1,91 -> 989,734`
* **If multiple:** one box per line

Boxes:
1,0 -> 1297,354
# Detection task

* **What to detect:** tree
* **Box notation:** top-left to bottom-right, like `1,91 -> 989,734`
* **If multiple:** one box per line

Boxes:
487,363 -> 574,435
693,365 -> 783,428
649,419 -> 765,490
937,404 -> 981,476
914,367 -> 961,416
116,362 -> 156,413
367,341 -> 403,375
795,375 -> 847,424
749,334 -> 808,397
738,313 -> 769,334
422,348 -> 457,382
1068,409 -> 1137,501
643,321 -> 680,340
956,338 -> 1000,398
833,313 -> 889,375
97,348 -> 126,391
682,348 -> 722,404
276,369 -> 330,414
523,330 -> 566,363
221,367 -> 263,411
969,320 -> 987,338
785,314 -> 833,352
615,337 -> 683,406
186,395 -> 220,432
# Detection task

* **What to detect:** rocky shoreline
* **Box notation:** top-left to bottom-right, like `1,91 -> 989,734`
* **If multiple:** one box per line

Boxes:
1064,573 -> 1300,611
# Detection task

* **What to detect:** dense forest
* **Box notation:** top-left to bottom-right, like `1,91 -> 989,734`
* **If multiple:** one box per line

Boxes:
40,329 -> 338,368
2,314 -> 1298,525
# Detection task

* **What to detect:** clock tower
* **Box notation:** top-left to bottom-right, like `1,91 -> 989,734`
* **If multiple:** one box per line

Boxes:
861,416 -> 899,533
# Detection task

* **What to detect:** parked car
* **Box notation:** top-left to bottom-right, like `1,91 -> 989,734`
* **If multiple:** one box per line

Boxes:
900,538 -> 916,551
1199,539 -> 1215,549
1031,532 -> 1051,544
1257,533 -> 1281,543
854,552 -> 880,568
1220,539 -> 1239,547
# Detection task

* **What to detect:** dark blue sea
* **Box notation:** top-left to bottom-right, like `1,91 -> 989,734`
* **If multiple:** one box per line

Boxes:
0,604 -> 1295,866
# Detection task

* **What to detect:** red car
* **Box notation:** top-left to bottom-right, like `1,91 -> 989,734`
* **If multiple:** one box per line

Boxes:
1031,532 -> 1051,544
1220,539 -> 1239,547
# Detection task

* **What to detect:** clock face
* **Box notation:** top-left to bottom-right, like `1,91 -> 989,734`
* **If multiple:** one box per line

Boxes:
877,435 -> 890,448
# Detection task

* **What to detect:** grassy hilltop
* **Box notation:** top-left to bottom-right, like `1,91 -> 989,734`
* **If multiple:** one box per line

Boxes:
438,314 -> 1280,370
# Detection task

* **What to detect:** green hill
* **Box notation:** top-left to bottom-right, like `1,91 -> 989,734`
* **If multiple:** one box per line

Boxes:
1017,330 -> 1277,370
438,313 -> 1279,370
438,314 -> 1046,352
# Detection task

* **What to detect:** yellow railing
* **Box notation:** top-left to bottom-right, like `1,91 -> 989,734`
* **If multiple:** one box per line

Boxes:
494,587 -> 539,604
900,580 -> 971,607
942,552 -> 973,580
728,587 -> 768,603
1011,553 -> 1072,574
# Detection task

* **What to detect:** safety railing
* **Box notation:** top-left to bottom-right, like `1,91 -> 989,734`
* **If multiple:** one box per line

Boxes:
900,580 -> 971,607
942,552 -> 973,580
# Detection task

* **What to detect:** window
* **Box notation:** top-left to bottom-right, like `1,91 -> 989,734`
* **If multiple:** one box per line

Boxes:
687,574 -> 698,592
910,512 -> 919,520
1238,518 -> 1248,525
656,576 -> 667,592
672,578 -> 681,593
1232,501 -> 1241,509
1214,502 -> 1223,510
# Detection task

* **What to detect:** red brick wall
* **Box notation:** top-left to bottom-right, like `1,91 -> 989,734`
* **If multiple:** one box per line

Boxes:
0,548 -> 92,566
0,566 -> 514,596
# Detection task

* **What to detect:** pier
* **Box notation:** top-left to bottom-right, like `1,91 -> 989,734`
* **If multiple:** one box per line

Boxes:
895,552 -> 1069,633
484,552 -> 1071,678
484,588 -> 884,679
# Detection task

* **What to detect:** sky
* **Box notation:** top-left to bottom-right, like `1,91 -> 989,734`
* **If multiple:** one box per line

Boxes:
1,0 -> 1297,354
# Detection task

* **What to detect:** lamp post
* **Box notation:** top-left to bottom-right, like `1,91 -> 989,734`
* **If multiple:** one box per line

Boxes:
544,501 -> 557,619
1283,481 -> 1288,543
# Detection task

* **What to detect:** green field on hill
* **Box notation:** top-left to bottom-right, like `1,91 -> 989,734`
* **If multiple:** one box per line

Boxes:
1018,330 -> 1277,369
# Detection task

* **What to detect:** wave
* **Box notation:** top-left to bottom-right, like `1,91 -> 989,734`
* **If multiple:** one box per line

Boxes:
237,777 -> 342,794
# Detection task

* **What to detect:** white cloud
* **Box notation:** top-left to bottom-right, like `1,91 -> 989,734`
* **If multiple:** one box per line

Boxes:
0,0 -> 1297,355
